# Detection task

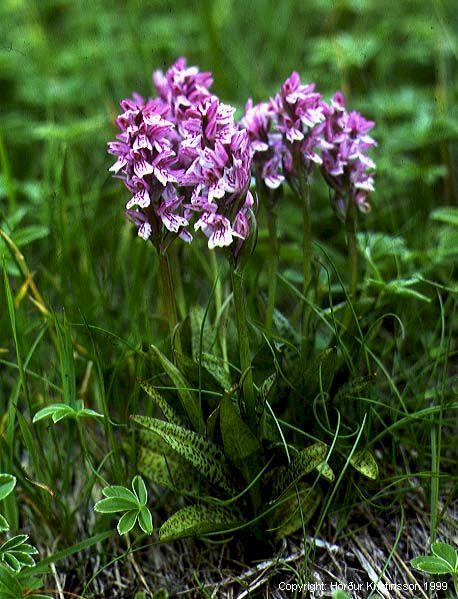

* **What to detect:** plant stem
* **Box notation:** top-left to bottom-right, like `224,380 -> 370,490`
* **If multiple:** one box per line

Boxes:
298,175 -> 312,358
77,420 -> 91,471
210,251 -> 229,373
231,267 -> 256,428
0,133 -> 16,211
301,182 -> 312,304
170,244 -> 187,321
265,207 -> 279,334
343,198 -> 358,329
158,252 -> 182,354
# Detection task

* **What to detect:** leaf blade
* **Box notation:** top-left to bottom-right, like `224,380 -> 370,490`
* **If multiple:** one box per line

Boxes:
150,344 -> 204,433
431,542 -> 458,571
131,416 -> 235,494
94,497 -> 138,514
270,443 -> 328,498
349,449 -> 379,480
159,505 -> 241,542
117,511 -> 138,535
0,475 -> 16,502
411,556 -> 452,575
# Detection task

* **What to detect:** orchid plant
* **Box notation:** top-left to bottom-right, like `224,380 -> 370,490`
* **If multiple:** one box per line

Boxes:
0,474 -> 50,599
242,75 -> 376,342
108,59 -> 255,402
105,58 -> 377,542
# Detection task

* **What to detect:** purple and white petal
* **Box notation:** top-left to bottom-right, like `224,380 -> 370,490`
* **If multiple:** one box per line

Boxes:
138,222 -> 152,240
109,156 -> 127,173
126,188 -> 151,209
134,159 -> 155,178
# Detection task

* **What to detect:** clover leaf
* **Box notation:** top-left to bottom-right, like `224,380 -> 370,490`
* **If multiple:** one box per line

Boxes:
33,400 -> 103,424
94,476 -> 153,535
0,535 -> 39,573
0,475 -> 16,502
411,541 -> 458,575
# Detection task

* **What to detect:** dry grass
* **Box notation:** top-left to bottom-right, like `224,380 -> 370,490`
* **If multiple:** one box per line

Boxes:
45,487 -> 456,598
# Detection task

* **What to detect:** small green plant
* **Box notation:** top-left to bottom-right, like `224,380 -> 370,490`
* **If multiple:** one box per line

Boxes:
33,400 -> 104,424
0,474 -> 50,598
94,476 -> 153,535
411,541 -> 458,595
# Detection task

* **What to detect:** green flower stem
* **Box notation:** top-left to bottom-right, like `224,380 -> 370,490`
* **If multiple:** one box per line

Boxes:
297,174 -> 312,358
343,198 -> 358,329
300,180 -> 312,306
170,245 -> 187,322
265,207 -> 279,334
76,419 -> 90,468
231,267 -> 256,428
210,251 -> 229,373
158,252 -> 182,354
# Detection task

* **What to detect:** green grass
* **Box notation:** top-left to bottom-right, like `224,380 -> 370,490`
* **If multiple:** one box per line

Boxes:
0,0 -> 457,596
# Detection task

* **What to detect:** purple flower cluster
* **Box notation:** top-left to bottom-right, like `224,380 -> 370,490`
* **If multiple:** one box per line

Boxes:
272,72 -> 325,167
108,60 -> 377,251
320,92 -> 376,214
108,58 -> 253,251
242,72 -> 325,193
108,94 -> 188,241
241,72 -> 376,213
241,100 -> 285,190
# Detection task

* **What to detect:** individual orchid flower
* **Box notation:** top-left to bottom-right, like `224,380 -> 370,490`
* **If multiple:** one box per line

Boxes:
107,59 -> 256,360
266,72 -> 326,345
320,92 -> 377,326
107,59 -> 216,347
240,99 -> 285,333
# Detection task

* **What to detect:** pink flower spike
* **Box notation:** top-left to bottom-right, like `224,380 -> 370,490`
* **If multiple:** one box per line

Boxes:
320,92 -> 376,214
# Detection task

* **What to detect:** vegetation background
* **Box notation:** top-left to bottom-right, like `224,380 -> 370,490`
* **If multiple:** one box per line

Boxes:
0,0 -> 456,597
